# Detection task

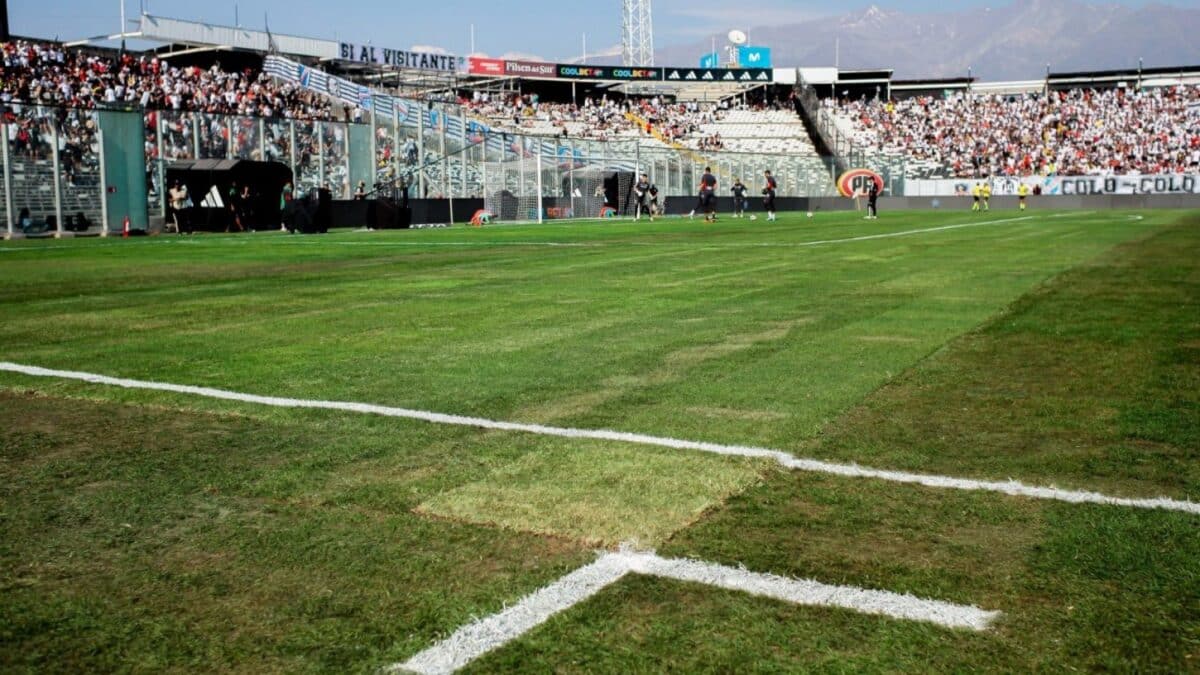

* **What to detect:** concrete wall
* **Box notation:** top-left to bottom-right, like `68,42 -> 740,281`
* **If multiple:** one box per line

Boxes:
806,194 -> 1200,213
318,194 -> 1200,229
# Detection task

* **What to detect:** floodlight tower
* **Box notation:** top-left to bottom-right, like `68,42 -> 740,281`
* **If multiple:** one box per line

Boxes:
621,0 -> 655,66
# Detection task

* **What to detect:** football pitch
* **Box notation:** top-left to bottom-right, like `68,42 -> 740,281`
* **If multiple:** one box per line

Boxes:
1,209 -> 1197,672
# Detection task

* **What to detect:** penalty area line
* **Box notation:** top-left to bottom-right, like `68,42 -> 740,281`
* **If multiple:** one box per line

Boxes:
0,361 -> 1196,515
389,549 -> 1001,675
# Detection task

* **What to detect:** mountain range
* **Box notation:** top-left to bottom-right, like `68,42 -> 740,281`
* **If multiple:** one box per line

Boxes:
651,1 -> 1200,81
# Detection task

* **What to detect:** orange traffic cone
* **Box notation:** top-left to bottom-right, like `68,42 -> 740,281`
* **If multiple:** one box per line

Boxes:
122,216 -> 130,238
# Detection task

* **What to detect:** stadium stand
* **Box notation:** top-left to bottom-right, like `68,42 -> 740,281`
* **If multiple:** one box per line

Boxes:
1,40 -> 341,120
827,86 -> 1200,179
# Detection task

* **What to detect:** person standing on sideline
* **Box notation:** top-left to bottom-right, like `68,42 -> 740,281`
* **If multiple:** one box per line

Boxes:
227,181 -> 244,232
731,178 -> 748,218
1017,181 -> 1030,211
971,181 -> 983,211
168,180 -> 189,234
280,181 -> 294,232
762,170 -> 778,222
865,179 -> 880,220
634,173 -> 652,221
982,180 -> 992,211
699,166 -> 718,223
354,181 -> 367,200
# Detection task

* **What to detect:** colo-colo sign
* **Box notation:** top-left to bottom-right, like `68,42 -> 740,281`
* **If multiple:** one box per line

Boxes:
1053,174 -> 1198,195
556,65 -> 664,81
338,43 -> 464,73
837,169 -> 884,197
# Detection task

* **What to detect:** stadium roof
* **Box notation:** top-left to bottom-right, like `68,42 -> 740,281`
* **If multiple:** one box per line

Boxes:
891,76 -> 975,91
1046,64 -> 1200,90
136,14 -> 338,61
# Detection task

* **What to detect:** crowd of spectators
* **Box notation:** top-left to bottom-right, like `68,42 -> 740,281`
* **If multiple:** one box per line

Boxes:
830,85 -> 1200,177
2,40 -> 340,120
462,91 -> 730,145
3,104 -> 99,186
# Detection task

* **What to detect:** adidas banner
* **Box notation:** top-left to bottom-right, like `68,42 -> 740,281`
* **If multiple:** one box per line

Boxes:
663,68 -> 773,83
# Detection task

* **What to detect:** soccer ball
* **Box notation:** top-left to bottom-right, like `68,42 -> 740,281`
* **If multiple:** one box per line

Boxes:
807,212 -> 814,218
749,215 -> 758,221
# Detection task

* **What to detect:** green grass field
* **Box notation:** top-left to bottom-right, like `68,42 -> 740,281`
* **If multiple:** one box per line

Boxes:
1,209 -> 1197,673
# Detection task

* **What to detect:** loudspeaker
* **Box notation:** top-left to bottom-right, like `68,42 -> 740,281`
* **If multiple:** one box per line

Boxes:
294,188 -> 331,233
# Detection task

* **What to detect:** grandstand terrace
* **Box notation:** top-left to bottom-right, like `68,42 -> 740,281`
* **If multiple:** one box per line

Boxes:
800,65 -> 1200,181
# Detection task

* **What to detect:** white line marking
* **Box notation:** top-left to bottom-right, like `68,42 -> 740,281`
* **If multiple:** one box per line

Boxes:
779,215 -> 1035,248
186,215 -> 1043,250
0,214 -> 1058,253
625,552 -> 1000,632
391,550 -> 1000,674
1,361 -> 1195,515
392,554 -> 630,675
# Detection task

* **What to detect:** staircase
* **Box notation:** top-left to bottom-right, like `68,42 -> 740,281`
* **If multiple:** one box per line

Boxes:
623,111 -> 733,186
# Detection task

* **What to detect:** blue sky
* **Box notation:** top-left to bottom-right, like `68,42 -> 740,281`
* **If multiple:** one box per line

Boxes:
9,0 -> 1195,62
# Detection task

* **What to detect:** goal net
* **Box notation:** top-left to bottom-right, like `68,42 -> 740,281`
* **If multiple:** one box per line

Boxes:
483,135 -> 635,223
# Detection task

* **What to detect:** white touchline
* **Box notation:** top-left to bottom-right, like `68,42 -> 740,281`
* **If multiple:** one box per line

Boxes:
389,549 -> 1001,675
0,213 -> 1065,253
1,362 -> 1196,515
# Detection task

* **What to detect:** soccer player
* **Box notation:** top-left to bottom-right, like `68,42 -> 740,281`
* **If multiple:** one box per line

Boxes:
762,170 -> 778,222
982,180 -> 992,211
1017,181 -> 1030,211
865,180 -> 880,220
689,191 -> 705,220
731,179 -> 748,218
634,174 -> 652,221
700,166 -> 718,223
649,183 -> 661,218
971,182 -> 983,211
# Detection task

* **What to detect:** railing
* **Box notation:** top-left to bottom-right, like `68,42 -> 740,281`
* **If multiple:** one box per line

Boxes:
4,86 -> 844,238
793,77 -> 907,196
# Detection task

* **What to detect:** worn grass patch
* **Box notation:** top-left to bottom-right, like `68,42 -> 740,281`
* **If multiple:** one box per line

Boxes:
417,446 -> 766,546
1,209 -> 1197,671
806,214 -> 1200,498
0,391 -> 593,673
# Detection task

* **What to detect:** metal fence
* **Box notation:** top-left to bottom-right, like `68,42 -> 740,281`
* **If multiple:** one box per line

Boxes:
4,100 -> 843,237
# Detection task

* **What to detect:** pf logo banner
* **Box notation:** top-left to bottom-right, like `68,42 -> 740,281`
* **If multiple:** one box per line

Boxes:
837,169 -> 884,197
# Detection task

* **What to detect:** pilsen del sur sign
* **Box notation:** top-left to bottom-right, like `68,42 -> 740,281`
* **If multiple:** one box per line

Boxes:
338,43 -> 465,73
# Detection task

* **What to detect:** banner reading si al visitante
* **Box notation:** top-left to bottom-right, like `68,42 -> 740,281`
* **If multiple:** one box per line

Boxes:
338,43 -> 464,73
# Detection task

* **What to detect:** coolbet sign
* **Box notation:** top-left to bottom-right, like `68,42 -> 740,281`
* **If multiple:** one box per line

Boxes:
556,65 -> 663,81
338,43 -> 464,73
837,169 -> 884,197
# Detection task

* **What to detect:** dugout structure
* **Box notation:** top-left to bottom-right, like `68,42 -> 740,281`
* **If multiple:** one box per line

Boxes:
166,159 -> 293,232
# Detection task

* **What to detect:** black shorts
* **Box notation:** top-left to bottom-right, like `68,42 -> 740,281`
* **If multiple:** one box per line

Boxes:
763,191 -> 776,210
702,191 -> 716,209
